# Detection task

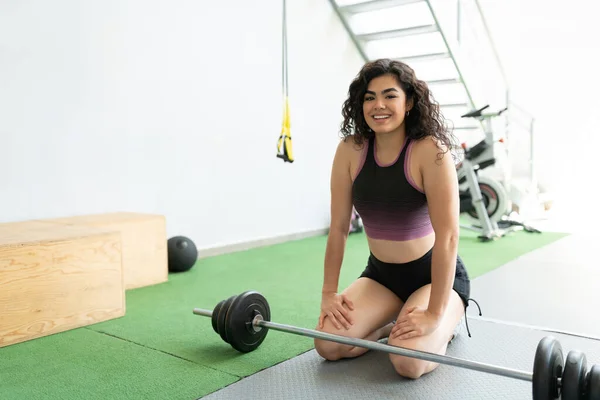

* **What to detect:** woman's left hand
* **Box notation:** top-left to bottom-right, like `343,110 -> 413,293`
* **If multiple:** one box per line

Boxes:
390,306 -> 441,340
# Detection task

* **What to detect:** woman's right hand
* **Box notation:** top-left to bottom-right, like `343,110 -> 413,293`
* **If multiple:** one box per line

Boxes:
318,291 -> 355,330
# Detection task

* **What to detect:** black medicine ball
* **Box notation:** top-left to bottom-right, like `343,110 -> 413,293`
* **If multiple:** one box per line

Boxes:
167,236 -> 198,273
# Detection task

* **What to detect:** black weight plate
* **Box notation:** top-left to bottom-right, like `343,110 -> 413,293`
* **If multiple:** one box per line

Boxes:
212,299 -> 225,335
562,350 -> 587,400
217,295 -> 236,344
533,336 -> 563,400
224,290 -> 270,353
588,364 -> 600,400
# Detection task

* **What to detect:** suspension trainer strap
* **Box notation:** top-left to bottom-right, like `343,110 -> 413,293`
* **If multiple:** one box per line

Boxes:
276,0 -> 294,163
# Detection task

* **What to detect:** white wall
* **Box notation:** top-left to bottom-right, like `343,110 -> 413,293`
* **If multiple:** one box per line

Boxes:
0,0 -> 364,251
478,0 -> 600,207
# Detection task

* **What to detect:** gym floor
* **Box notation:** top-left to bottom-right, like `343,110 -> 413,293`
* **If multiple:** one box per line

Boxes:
2,212 -> 599,399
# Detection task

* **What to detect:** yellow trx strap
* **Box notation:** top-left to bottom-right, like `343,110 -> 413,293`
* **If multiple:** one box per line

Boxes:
276,0 -> 294,163
277,96 -> 293,163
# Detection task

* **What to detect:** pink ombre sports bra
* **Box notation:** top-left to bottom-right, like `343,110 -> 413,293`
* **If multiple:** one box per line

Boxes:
351,136 -> 434,241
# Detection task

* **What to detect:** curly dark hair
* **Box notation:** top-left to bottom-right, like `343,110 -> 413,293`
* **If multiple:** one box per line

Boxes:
340,58 -> 458,161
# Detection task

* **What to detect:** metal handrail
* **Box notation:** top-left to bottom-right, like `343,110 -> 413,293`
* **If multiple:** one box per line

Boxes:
470,0 -> 512,140
424,0 -> 477,110
510,101 -> 536,121
472,0 -> 509,89
468,1 -> 535,120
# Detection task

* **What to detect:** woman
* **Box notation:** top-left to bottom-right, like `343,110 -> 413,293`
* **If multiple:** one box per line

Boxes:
314,58 -> 472,379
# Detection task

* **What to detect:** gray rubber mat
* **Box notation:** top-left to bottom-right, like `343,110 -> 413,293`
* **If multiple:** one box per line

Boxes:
200,318 -> 600,399
468,232 -> 600,338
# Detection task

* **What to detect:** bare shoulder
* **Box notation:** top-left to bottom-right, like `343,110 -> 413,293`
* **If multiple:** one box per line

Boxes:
411,136 -> 454,167
337,134 -> 365,154
334,135 -> 365,165
332,135 -> 367,181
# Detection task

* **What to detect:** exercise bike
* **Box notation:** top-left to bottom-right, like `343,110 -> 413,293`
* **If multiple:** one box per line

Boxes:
457,105 -> 540,241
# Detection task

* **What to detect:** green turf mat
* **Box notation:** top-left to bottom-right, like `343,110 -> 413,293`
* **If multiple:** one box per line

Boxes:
88,227 -> 569,380
0,328 -> 238,400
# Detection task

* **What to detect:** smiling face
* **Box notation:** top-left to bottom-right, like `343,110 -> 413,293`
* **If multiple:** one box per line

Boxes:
362,74 -> 412,135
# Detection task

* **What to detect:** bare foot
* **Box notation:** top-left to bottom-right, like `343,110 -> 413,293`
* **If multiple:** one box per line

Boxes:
448,331 -> 457,343
360,322 -> 395,344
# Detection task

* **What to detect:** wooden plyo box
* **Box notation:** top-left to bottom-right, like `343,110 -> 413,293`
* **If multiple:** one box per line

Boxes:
0,221 -> 125,348
38,212 -> 168,290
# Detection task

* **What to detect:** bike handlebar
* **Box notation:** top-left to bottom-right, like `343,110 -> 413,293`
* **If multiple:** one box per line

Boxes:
461,105 -> 508,120
479,107 -> 508,117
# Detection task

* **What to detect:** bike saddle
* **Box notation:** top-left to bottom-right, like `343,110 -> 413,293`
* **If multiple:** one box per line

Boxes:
461,105 -> 489,118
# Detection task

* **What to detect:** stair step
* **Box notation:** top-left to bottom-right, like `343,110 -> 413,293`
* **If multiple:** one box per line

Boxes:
357,24 -> 438,41
439,102 -> 470,109
339,0 -> 424,14
452,126 -> 480,130
400,58 -> 458,81
426,78 -> 462,86
396,52 -> 450,63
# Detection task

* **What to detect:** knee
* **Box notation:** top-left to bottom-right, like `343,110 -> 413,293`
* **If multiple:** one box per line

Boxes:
313,324 -> 349,361
389,355 -> 428,379
314,338 -> 344,361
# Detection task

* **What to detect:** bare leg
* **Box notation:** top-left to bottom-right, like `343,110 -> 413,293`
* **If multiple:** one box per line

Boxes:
387,284 -> 465,379
314,277 -> 403,361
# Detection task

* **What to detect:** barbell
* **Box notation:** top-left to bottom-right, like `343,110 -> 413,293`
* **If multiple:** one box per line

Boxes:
193,290 -> 600,400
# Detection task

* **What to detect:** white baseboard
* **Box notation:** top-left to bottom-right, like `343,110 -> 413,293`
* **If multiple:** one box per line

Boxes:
196,228 -> 329,259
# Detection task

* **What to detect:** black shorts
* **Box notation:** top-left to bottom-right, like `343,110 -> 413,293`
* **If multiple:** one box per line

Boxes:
359,248 -> 471,310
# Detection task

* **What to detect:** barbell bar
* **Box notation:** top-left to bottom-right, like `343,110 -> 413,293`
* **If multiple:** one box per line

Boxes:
192,307 -> 533,381
193,290 -> 600,400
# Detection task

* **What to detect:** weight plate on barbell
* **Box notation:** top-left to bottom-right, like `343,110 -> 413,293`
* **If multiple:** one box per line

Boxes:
224,290 -> 271,353
561,350 -> 587,400
212,299 -> 225,335
217,295 -> 236,344
587,364 -> 600,400
533,336 -> 563,400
